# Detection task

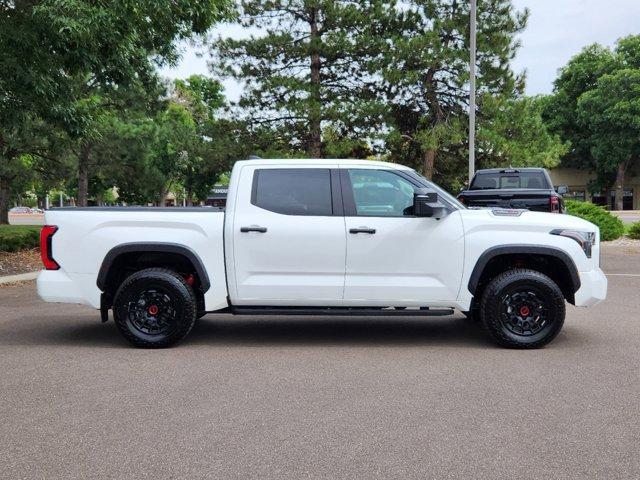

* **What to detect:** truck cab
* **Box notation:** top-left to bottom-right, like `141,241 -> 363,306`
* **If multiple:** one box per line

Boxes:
226,160 -> 465,307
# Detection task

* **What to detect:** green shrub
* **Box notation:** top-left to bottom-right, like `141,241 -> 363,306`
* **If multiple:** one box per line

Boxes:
564,200 -> 625,241
0,226 -> 41,252
628,222 -> 640,240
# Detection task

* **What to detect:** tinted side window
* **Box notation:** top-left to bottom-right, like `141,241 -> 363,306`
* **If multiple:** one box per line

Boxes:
348,169 -> 416,216
252,168 -> 333,216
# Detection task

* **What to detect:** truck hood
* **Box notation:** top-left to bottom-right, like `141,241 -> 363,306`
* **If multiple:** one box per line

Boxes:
458,208 -> 598,237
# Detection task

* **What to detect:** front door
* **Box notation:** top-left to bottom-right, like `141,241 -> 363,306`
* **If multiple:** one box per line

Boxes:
231,165 -> 346,305
341,168 -> 464,306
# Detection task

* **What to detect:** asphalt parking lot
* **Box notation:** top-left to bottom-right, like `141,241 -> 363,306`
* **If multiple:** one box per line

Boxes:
1,246 -> 639,479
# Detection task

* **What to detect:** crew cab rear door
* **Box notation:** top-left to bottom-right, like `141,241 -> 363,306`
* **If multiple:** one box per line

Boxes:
229,164 -> 346,305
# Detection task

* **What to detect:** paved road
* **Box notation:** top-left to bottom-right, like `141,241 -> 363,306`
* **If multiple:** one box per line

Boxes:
612,210 -> 640,224
1,248 -> 639,479
8,213 -> 44,225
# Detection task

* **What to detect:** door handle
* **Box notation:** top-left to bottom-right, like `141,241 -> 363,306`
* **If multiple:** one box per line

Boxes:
349,227 -> 376,234
240,226 -> 267,233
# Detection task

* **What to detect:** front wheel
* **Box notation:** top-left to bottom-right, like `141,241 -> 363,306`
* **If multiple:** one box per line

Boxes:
480,269 -> 565,349
113,268 -> 197,348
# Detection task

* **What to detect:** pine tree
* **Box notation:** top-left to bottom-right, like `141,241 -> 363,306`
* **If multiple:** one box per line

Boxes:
213,0 -> 377,158
366,0 -> 528,181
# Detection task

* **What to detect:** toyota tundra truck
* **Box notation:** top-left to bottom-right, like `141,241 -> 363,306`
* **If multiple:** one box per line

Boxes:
37,158 -> 607,349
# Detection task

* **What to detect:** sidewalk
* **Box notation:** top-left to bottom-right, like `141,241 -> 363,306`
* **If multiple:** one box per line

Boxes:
611,210 -> 640,224
0,271 -> 39,285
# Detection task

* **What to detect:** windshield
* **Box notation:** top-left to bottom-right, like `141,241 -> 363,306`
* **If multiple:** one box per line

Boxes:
470,171 -> 548,190
403,169 -> 466,210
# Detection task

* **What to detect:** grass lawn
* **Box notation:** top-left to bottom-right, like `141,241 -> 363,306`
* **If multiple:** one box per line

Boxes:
0,225 -> 41,233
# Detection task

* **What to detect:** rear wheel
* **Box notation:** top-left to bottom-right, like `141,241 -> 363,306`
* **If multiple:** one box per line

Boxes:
480,269 -> 565,349
113,268 -> 197,348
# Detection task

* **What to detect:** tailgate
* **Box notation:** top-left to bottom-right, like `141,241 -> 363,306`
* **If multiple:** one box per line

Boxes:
463,190 -> 552,212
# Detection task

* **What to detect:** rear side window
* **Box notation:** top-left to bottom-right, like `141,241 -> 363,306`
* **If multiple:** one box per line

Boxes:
470,171 -> 549,190
251,168 -> 333,216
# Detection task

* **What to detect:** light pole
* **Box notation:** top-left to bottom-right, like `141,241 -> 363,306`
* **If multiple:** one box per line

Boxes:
469,0 -> 477,183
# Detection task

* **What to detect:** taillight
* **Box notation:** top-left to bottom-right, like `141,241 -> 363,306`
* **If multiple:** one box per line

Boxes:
40,225 -> 60,270
550,196 -> 560,213
458,195 -> 466,205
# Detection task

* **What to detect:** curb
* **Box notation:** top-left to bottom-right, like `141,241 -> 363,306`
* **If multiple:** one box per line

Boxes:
0,271 -> 39,285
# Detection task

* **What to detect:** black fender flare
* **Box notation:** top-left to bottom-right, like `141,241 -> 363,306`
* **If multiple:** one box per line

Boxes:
96,242 -> 210,292
467,245 -> 581,295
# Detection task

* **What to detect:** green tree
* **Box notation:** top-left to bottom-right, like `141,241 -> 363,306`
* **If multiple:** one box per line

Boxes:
75,82 -> 164,206
542,35 -> 640,209
366,0 -> 528,181
98,116 -> 159,205
577,69 -> 640,210
541,45 -> 618,179
0,0 -> 232,221
173,76 -> 231,205
477,95 -> 568,170
65,76 -> 166,206
213,0 -> 377,158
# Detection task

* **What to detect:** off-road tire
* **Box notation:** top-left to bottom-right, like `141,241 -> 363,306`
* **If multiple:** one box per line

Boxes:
480,268 -> 565,349
113,268 -> 197,348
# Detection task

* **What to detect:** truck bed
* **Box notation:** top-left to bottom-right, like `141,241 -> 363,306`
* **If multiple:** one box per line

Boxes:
459,189 -> 556,212
39,207 -> 228,311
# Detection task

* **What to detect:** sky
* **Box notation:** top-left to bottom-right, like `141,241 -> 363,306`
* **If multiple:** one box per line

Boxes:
160,0 -> 640,100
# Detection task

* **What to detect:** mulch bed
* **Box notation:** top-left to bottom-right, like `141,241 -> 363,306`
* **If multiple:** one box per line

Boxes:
0,249 -> 41,277
0,279 -> 36,289
601,237 -> 640,254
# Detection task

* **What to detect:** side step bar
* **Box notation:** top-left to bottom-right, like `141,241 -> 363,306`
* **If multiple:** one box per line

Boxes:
227,307 -> 455,317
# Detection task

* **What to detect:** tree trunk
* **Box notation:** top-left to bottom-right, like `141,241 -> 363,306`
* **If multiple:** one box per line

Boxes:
0,134 -> 11,224
159,190 -> 168,207
308,7 -> 322,158
0,177 -> 10,225
186,187 -> 193,207
613,161 -> 626,211
423,149 -> 436,180
77,145 -> 90,207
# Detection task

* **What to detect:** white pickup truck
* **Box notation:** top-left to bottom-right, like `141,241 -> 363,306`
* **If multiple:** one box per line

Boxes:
37,158 -> 607,349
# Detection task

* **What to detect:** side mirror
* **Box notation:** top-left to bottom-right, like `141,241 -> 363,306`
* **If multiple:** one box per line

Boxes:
414,189 -> 447,219
557,185 -> 568,195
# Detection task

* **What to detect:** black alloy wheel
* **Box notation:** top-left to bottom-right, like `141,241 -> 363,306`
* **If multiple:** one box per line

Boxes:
127,287 -> 178,337
480,269 -> 565,349
499,288 -> 550,337
113,268 -> 197,348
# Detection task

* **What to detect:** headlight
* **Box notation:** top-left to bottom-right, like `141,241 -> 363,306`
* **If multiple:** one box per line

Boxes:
550,229 -> 596,258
